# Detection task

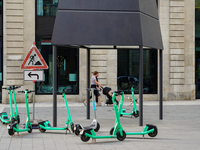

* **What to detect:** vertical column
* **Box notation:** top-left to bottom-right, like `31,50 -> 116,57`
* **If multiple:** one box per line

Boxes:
53,45 -> 57,127
87,48 -> 90,119
159,50 -> 163,120
139,46 -> 143,126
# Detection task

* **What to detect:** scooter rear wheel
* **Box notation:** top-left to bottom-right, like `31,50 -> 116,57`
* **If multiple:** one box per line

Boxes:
74,126 -> 80,136
8,129 -> 15,136
94,122 -> 100,132
116,130 -> 126,141
39,126 -> 46,133
80,132 -> 90,142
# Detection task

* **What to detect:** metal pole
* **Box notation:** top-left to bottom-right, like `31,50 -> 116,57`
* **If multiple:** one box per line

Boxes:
53,45 -> 57,127
87,48 -> 90,119
159,50 -> 163,120
33,81 -> 35,120
139,46 -> 143,126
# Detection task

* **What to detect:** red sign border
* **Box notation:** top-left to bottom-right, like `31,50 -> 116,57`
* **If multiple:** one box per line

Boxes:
21,45 -> 48,69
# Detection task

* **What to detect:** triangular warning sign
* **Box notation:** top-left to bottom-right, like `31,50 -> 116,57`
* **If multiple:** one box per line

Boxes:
21,43 -> 48,69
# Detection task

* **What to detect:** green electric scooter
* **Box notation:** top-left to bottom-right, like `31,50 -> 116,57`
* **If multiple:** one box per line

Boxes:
7,89 -> 33,136
111,90 -> 158,138
0,86 -> 21,124
120,87 -> 139,118
79,91 -> 126,143
38,89 -> 74,134
74,88 -> 100,136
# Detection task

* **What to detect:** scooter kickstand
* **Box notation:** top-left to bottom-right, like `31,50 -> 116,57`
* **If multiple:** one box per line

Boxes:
92,139 -> 96,143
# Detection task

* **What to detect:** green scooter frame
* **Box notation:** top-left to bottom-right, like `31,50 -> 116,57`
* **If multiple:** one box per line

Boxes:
38,89 -> 74,134
7,89 -> 33,136
0,86 -> 21,124
120,87 -> 139,118
79,91 -> 126,143
111,91 -> 158,138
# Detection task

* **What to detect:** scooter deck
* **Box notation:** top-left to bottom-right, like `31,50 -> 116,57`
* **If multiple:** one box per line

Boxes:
0,112 -> 10,124
39,124 -> 67,130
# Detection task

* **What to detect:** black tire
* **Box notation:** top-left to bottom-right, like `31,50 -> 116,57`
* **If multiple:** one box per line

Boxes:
120,114 -> 123,117
39,126 -> 46,133
11,117 -> 16,124
28,125 -> 32,133
116,130 -> 126,141
70,123 -> 74,133
122,109 -> 126,113
8,129 -> 15,136
147,124 -> 158,137
17,116 -> 20,124
110,127 -> 114,135
148,128 -> 158,137
94,122 -> 100,132
74,126 -> 80,136
80,132 -> 90,142
133,110 -> 139,118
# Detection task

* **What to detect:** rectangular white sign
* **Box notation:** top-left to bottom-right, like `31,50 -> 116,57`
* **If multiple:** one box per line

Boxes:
24,70 -> 44,81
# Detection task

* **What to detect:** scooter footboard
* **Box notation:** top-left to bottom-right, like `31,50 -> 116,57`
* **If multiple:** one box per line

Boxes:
38,120 -> 51,127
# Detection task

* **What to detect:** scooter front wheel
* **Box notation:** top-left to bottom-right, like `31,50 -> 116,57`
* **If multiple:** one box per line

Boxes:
110,127 -> 114,135
39,126 -> 46,133
8,129 -> 15,136
148,128 -> 158,137
17,116 -> 20,124
133,110 -> 139,118
116,130 -> 126,141
146,124 -> 158,137
28,126 -> 32,133
94,122 -> 100,132
70,123 -> 74,133
80,132 -> 90,142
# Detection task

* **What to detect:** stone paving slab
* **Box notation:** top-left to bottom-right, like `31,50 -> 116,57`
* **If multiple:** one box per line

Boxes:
0,101 -> 200,150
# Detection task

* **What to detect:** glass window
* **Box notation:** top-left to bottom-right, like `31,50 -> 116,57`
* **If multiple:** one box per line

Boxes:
117,49 -> 157,94
37,0 -> 58,16
36,38 -> 79,94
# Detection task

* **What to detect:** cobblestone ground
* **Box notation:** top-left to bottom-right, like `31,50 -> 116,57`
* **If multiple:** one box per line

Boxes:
0,101 -> 200,150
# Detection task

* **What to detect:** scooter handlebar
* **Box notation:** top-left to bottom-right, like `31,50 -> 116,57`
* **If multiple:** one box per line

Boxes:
18,91 -> 25,93
12,86 -> 21,89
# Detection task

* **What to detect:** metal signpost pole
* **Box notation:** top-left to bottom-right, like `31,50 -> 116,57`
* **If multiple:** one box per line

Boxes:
33,80 -> 35,120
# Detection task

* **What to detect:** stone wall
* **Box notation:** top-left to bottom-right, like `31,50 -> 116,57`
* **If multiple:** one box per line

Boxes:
161,0 -> 195,100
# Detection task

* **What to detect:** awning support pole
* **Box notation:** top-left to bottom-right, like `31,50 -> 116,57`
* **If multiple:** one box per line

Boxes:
53,45 -> 57,127
139,46 -> 143,126
87,48 -> 90,119
159,49 -> 163,120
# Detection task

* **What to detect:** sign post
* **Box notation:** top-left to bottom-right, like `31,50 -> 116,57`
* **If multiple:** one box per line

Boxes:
21,42 -> 48,121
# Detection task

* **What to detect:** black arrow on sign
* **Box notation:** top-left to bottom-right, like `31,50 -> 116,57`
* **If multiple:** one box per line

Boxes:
28,72 -> 39,79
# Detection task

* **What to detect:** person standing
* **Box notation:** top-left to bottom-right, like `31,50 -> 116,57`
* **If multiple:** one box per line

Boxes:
84,71 -> 102,106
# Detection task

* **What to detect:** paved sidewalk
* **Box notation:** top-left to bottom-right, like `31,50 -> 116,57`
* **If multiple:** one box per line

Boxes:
0,100 -> 200,150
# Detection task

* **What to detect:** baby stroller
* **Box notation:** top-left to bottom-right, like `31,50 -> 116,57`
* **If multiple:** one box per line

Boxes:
103,87 -> 119,105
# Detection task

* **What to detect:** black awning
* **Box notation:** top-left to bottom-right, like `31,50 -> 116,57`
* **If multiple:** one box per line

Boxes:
51,0 -> 163,50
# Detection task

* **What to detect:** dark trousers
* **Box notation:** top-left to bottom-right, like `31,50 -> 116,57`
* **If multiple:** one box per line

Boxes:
90,85 -> 99,103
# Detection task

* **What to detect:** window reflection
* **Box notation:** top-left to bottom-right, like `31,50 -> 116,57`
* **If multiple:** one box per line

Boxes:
37,0 -> 58,16
117,49 -> 157,94
36,38 -> 79,94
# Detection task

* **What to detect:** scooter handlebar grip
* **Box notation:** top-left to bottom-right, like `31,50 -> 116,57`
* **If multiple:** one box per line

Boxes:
55,91 -> 61,94
29,90 -> 35,92
18,91 -> 25,93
